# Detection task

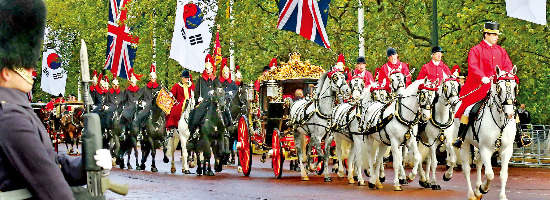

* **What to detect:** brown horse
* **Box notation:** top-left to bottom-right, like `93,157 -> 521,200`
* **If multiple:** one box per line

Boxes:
60,107 -> 84,154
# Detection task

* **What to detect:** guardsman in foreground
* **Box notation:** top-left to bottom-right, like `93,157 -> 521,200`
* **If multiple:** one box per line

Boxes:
452,22 -> 531,148
0,0 -> 111,199
189,54 -> 220,133
132,64 -> 161,139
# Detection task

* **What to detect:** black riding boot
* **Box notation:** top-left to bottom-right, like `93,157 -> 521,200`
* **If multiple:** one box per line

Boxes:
452,123 -> 469,149
515,124 -> 532,148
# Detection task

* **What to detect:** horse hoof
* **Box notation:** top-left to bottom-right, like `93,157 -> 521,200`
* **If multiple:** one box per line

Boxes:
184,170 -> 191,174
379,176 -> 385,183
353,176 -> 358,181
348,179 -> 355,184
394,186 -> 403,191
324,177 -> 332,182
479,185 -> 489,194
425,182 -> 432,188
431,184 -> 441,190
399,179 -> 407,185
206,171 -> 215,176
163,156 -> 169,163
127,164 -> 133,170
171,167 -> 176,174
376,182 -> 384,189
139,164 -> 146,171
237,166 -> 243,173
368,182 -> 376,189
151,167 -> 158,172
358,180 -> 366,186
442,174 -> 451,181
419,180 -> 426,188
301,177 -> 309,181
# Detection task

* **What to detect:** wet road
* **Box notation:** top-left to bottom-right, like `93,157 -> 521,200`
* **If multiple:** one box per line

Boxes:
98,148 -> 550,200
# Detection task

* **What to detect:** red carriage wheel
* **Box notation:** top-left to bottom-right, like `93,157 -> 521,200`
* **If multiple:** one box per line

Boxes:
272,129 -> 283,179
237,116 -> 252,176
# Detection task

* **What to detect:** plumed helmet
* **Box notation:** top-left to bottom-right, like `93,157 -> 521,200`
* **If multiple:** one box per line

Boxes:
112,78 -> 119,86
0,0 -> 47,70
219,58 -> 229,77
337,54 -> 345,65
181,70 -> 190,78
269,58 -> 277,68
149,64 -> 157,79
386,47 -> 397,57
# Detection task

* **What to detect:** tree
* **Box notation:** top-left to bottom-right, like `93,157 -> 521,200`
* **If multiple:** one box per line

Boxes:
42,0 -> 550,123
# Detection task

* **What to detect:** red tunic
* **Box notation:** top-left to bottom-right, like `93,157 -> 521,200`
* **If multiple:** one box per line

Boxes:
455,41 -> 513,118
348,68 -> 374,87
377,60 -> 412,93
165,82 -> 192,128
416,60 -> 451,83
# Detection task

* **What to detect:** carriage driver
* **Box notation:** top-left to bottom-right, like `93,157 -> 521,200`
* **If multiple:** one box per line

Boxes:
377,47 -> 412,93
349,56 -> 375,87
132,65 -> 161,144
0,1 -> 112,199
452,22 -> 531,149
188,54 -> 221,134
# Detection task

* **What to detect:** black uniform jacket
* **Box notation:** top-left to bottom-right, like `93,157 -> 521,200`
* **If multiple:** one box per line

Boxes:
0,87 -> 85,200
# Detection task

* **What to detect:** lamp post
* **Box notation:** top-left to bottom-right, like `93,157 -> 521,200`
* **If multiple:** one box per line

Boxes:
431,0 -> 438,47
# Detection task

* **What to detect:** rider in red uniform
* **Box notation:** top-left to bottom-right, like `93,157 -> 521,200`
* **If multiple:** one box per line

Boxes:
165,70 -> 193,130
417,46 -> 451,83
348,56 -> 374,88
452,22 -> 531,148
377,47 -> 412,93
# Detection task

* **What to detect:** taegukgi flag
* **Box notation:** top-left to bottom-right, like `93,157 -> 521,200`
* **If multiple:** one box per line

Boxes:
40,49 -> 67,96
170,0 -> 218,72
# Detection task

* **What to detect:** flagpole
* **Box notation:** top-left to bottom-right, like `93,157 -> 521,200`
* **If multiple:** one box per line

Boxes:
229,0 -> 235,79
358,0 -> 365,57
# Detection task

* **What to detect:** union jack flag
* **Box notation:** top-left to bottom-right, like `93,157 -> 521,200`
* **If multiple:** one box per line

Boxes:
104,0 -> 139,79
277,0 -> 331,49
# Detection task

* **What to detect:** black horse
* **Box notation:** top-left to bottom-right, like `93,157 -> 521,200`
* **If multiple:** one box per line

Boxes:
225,87 -> 248,167
136,100 -> 166,172
189,87 -> 230,176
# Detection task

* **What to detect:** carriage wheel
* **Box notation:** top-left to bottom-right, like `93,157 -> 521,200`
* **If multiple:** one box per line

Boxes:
237,116 -> 252,176
272,129 -> 283,179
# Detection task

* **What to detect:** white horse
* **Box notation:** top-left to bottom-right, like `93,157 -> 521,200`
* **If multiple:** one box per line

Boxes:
165,93 -> 196,174
290,71 -> 350,181
416,74 -> 460,190
457,66 -> 518,200
364,78 -> 437,191
327,78 -> 391,185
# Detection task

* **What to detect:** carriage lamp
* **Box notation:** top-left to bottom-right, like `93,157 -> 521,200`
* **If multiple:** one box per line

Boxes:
246,84 -> 255,101
266,80 -> 279,100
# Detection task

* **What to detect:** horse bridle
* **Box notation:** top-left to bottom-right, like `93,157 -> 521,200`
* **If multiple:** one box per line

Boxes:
389,72 -> 405,93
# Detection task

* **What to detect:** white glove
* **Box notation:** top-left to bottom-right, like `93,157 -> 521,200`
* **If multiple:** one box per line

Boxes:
141,101 -> 146,107
198,97 -> 203,103
481,76 -> 490,84
94,149 -> 112,170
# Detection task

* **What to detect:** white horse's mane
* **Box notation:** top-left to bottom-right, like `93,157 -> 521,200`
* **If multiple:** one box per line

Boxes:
402,79 -> 424,96
314,72 -> 328,97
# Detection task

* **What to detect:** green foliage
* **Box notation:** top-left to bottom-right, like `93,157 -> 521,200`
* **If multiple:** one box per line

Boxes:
42,0 -> 550,123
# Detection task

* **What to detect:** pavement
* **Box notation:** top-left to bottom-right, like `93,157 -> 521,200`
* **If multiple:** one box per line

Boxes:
83,148 -> 550,200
